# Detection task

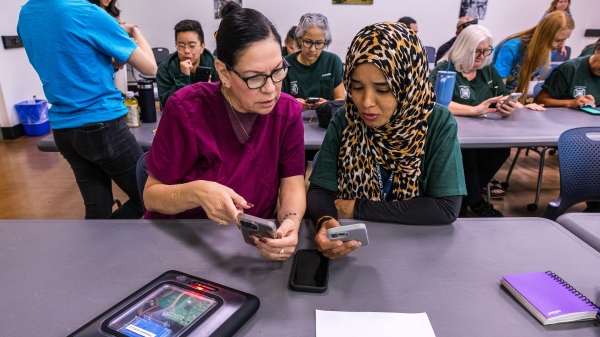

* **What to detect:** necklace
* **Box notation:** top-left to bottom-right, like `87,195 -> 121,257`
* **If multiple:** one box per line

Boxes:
224,89 -> 250,140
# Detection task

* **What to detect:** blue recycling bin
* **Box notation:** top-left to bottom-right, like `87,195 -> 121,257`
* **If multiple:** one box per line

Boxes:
14,99 -> 50,136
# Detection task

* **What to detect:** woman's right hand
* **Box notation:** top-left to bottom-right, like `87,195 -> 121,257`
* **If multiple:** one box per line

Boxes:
315,218 -> 361,259
297,98 -> 314,111
472,96 -> 503,117
190,180 -> 252,225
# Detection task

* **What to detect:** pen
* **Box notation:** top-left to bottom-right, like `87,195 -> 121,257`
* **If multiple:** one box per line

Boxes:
309,115 -> 313,124
493,82 -> 498,97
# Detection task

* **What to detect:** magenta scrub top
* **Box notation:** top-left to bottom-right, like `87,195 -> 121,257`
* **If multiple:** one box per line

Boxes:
145,82 -> 305,219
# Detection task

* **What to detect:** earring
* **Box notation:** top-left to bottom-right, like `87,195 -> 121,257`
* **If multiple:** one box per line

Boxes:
225,83 -> 230,88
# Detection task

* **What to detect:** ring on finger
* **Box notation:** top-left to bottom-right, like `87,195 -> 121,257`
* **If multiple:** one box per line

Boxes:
278,248 -> 285,255
218,219 -> 223,225
232,193 -> 239,200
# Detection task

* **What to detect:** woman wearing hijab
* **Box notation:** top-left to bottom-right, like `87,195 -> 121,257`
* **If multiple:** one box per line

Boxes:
307,22 -> 466,259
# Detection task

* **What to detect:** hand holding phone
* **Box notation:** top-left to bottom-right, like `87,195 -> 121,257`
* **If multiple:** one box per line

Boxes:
305,97 -> 320,104
237,213 -> 276,246
315,218 -> 361,259
498,92 -> 522,109
326,223 -> 369,246
193,66 -> 212,83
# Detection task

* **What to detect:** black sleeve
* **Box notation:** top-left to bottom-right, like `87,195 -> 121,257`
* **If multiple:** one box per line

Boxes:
306,183 -> 338,224
354,195 -> 462,225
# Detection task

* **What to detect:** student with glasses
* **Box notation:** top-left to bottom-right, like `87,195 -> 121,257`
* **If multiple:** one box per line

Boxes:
282,13 -> 345,110
435,17 -> 476,64
430,25 -> 544,218
144,2 -> 306,261
156,20 -> 219,108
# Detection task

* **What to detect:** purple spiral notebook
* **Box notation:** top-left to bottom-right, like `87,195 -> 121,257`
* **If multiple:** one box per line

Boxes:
501,271 -> 599,325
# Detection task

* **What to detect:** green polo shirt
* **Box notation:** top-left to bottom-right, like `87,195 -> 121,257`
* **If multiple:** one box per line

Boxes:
430,61 -> 511,106
282,50 -> 343,100
309,104 -> 466,199
542,56 -> 600,102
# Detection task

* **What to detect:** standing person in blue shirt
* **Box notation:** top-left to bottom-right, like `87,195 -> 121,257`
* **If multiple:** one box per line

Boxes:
18,0 -> 157,219
281,13 -> 344,111
493,11 -> 574,102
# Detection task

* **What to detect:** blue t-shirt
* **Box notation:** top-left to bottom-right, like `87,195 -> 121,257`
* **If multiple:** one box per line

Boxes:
18,0 -> 137,129
493,38 -> 553,90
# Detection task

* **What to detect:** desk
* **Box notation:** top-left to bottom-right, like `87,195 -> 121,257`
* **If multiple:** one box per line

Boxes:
556,213 -> 600,253
1,218 -> 599,336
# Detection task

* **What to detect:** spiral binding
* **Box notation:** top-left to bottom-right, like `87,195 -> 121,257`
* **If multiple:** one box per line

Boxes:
545,271 -> 600,311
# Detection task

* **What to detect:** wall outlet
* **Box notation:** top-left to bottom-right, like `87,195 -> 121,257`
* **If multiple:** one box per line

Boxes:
2,35 -> 24,49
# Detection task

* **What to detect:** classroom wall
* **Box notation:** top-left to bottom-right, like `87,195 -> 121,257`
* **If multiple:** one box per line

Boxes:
120,0 -> 598,61
0,0 -> 45,129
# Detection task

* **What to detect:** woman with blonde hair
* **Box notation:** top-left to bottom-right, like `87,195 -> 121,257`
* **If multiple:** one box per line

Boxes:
431,25 -> 543,217
493,11 -> 574,103
543,0 -> 572,17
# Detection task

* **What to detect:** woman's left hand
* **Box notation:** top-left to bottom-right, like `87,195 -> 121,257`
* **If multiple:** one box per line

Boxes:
335,199 -> 356,219
250,219 -> 299,260
495,98 -> 518,116
525,103 -> 546,111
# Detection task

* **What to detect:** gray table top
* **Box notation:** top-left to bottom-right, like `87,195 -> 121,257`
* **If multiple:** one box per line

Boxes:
0,218 -> 599,336
556,213 -> 600,253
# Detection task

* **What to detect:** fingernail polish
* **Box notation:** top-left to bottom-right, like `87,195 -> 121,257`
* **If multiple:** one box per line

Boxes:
259,238 -> 268,243
249,236 -> 256,244
277,232 -> 283,239
247,203 -> 254,208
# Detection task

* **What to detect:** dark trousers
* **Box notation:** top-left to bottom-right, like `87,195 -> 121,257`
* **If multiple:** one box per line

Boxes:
53,116 -> 144,219
461,148 -> 511,206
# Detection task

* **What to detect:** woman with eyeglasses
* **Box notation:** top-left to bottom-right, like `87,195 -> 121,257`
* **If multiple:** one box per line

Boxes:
156,19 -> 219,108
143,2 -> 306,261
430,25 -> 543,217
282,13 -> 345,111
307,22 -> 467,259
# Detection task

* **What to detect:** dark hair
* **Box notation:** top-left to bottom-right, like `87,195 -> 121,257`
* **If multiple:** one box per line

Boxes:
596,38 -> 600,53
88,0 -> 121,18
216,2 -> 281,66
286,26 -> 297,41
174,20 -> 205,44
397,16 -> 417,27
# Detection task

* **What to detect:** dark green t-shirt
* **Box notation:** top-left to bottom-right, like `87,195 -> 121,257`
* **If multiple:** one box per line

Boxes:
429,61 -> 511,106
542,56 -> 600,102
282,50 -> 343,100
309,104 -> 466,199
579,44 -> 596,57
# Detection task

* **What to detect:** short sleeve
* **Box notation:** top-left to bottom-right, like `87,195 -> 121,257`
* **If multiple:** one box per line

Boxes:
85,7 -> 137,63
333,54 -> 344,87
308,107 -> 347,192
542,63 -> 571,99
494,40 -> 519,79
146,96 -> 199,185
421,105 -> 466,198
278,101 -> 306,178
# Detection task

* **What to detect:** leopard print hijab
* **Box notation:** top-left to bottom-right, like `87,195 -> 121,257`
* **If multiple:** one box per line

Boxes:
337,22 -> 435,201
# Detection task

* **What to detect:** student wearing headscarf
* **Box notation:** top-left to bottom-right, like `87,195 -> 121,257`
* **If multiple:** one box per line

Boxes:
307,22 -> 466,259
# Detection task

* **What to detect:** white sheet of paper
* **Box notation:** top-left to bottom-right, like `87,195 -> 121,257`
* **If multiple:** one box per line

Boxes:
316,310 -> 436,337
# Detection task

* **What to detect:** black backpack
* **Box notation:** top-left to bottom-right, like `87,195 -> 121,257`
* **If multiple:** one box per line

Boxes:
316,100 -> 345,129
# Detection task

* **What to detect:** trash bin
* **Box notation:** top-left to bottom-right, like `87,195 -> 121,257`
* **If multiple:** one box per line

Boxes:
14,99 -> 50,136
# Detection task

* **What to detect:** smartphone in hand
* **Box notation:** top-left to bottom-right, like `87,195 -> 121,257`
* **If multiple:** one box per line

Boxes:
498,92 -> 522,109
237,214 -> 277,246
326,223 -> 369,246
193,66 -> 212,83
305,97 -> 320,104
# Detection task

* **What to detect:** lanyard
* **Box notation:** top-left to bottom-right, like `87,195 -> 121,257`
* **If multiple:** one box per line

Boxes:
376,164 -> 394,201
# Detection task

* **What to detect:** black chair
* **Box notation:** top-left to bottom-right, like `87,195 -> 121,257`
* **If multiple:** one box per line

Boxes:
152,47 -> 170,67
551,46 -> 571,62
543,127 -> 600,220
136,152 -> 149,212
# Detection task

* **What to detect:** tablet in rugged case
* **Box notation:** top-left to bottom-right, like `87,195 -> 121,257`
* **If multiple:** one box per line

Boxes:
68,270 -> 259,337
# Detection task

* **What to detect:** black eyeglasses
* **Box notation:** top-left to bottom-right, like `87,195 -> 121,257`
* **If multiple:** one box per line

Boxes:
301,39 -> 326,50
226,58 -> 290,89
458,19 -> 478,30
475,47 -> 494,57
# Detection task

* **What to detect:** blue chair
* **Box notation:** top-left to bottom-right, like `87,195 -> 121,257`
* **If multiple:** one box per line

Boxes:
543,127 -> 600,220
533,82 -> 544,97
136,152 -> 149,212
551,46 -> 571,62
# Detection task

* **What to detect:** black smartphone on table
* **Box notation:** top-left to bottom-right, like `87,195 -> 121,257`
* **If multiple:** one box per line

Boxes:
288,249 -> 329,293
193,66 -> 212,83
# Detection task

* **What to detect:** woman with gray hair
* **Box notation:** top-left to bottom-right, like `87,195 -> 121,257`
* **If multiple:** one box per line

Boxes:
429,25 -> 543,218
282,13 -> 345,110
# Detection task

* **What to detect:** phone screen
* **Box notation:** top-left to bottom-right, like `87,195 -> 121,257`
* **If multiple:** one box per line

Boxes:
292,250 -> 328,288
580,106 -> 600,115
